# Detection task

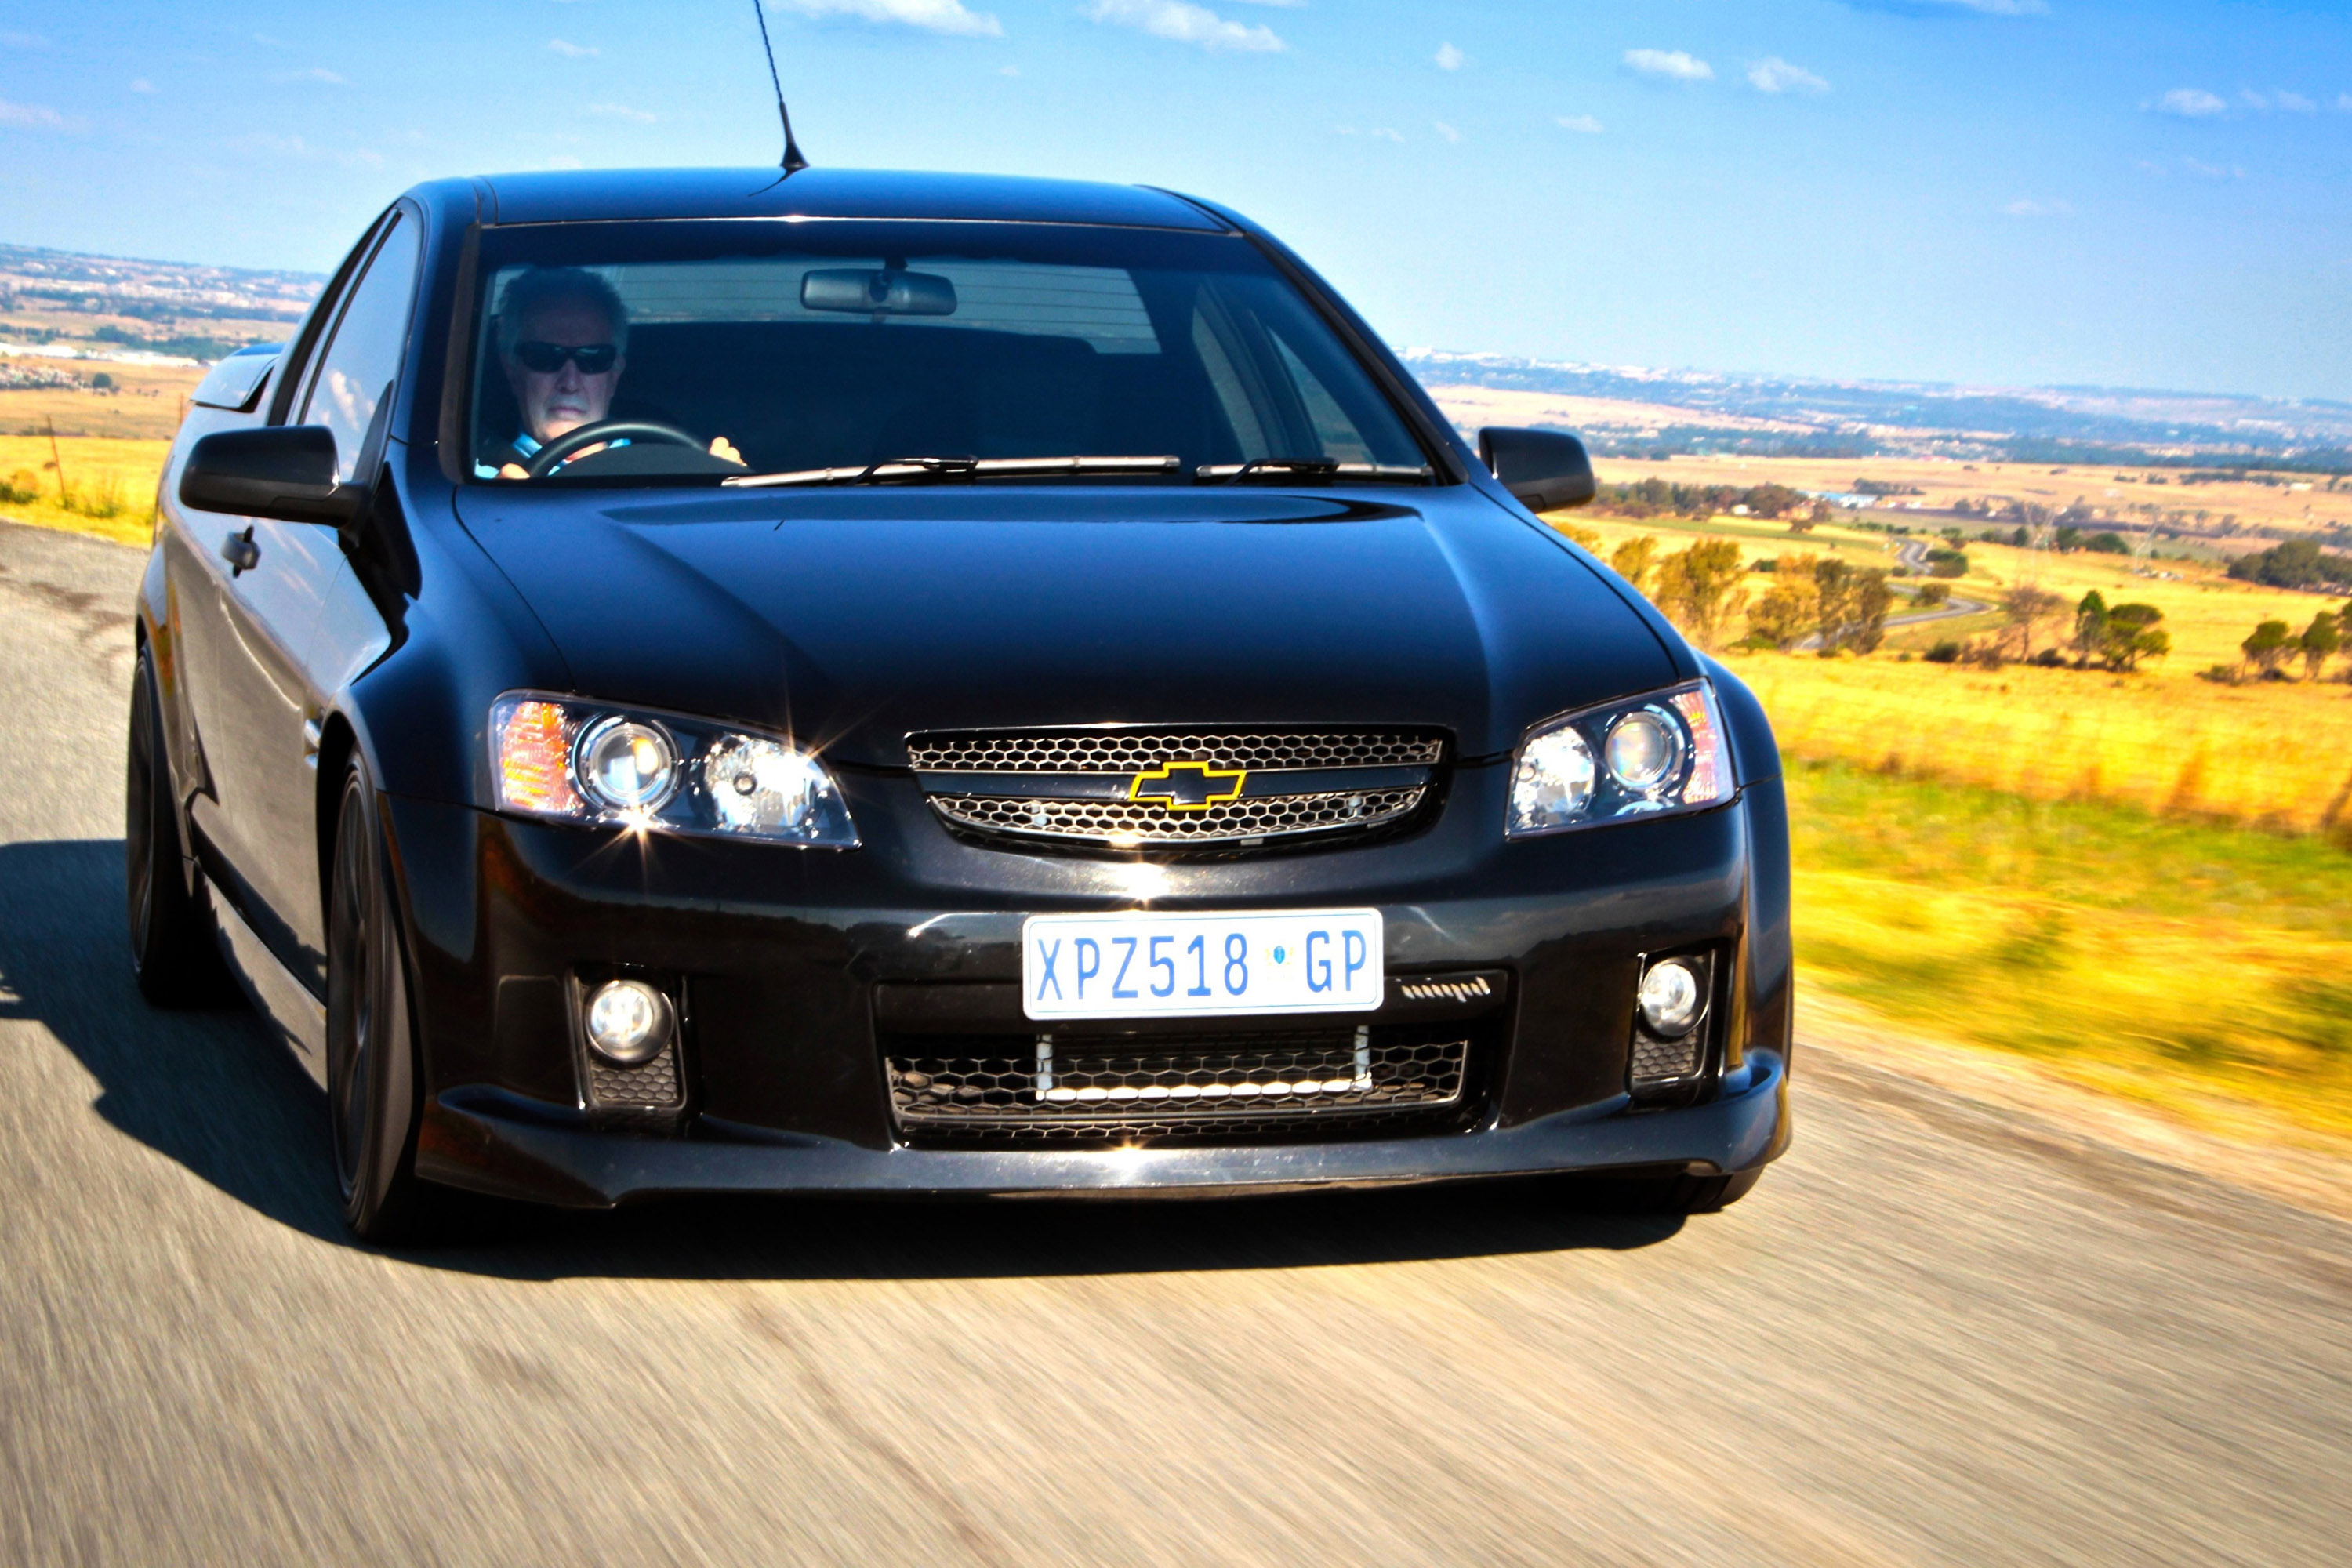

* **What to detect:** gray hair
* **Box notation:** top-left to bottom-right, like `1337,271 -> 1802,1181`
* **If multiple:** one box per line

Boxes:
494,267 -> 629,360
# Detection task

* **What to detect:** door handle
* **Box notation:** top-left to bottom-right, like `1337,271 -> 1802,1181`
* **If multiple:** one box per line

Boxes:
219,527 -> 259,576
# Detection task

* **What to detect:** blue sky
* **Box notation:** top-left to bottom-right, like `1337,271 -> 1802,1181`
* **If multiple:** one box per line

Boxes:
2,2 -> 2350,399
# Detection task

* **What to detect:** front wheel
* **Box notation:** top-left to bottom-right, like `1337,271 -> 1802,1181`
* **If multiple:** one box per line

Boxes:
126,643 -> 230,1006
325,759 -> 434,1243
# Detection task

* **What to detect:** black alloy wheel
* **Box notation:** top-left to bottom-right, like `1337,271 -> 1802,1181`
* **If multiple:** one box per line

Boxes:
126,643 -> 230,1005
325,759 -> 433,1243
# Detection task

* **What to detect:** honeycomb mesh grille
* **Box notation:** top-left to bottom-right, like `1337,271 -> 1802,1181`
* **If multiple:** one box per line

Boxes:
888,1029 -> 1471,1146
1630,1032 -> 1700,1083
907,728 -> 1444,773
933,786 -> 1423,844
587,1046 -> 682,1109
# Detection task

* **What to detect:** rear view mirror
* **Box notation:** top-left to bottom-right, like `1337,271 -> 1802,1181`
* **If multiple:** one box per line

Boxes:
1479,426 -> 1596,512
800,268 -> 959,318
179,425 -> 363,527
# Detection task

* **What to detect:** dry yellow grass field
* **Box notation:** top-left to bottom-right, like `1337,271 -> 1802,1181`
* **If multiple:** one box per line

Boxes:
1739,655 -> 2352,835
1584,448 -> 2352,537
0,435 -> 169,547
0,361 -> 205,441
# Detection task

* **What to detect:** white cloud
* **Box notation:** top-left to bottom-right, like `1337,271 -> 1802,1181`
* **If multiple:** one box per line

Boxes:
2154,87 -> 2227,118
779,0 -> 1004,37
0,97 -> 74,130
1625,49 -> 1711,82
1432,119 -> 1460,143
588,103 -> 655,123
1085,0 -> 1283,53
2181,157 -> 2245,180
999,64 -> 1018,75
129,78 -> 154,94
1556,114 -> 1603,134
2276,91 -> 2317,112
1918,0 -> 2045,12
549,38 -> 599,56
0,30 -> 51,48
1435,42 -> 1463,71
1748,56 -> 1827,94
546,154 -> 586,170
2340,93 -> 2352,112
2003,198 -> 2072,217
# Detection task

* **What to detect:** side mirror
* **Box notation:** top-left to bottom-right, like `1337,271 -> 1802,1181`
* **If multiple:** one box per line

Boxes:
179,425 -> 364,526
1479,426 -> 1596,512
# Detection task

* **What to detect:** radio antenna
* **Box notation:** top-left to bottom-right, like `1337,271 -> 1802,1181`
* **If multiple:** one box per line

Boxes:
752,0 -> 809,174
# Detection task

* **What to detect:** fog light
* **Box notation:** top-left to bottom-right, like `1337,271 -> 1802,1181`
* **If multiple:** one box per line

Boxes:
1638,958 -> 1705,1038
584,978 -> 673,1065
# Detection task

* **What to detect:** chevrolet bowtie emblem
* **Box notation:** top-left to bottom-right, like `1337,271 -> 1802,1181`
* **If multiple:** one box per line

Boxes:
1128,760 -> 1247,811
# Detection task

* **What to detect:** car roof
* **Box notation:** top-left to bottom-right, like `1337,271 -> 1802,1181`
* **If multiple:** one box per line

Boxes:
470,167 -> 1234,232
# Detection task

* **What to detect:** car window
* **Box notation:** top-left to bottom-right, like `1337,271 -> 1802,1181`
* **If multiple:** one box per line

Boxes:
299,212 -> 422,481
466,220 -> 1431,485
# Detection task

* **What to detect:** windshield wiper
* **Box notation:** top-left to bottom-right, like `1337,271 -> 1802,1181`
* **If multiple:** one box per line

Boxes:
722,455 -> 1182,489
1195,459 -> 1435,485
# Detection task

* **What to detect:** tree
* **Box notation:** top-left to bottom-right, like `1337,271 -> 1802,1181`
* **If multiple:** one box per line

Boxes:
1916,582 -> 1951,607
1652,539 -> 1749,649
1610,535 -> 1660,594
1744,482 -> 1808,520
2070,590 -> 2108,666
1998,584 -> 2067,660
2100,604 -> 2169,672
2227,539 -> 2352,590
2242,619 -> 2295,677
1746,565 -> 1820,650
1849,569 -> 1893,655
2300,610 -> 2341,680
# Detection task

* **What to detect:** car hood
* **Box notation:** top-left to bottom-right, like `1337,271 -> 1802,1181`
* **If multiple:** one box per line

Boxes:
450,486 -> 1681,767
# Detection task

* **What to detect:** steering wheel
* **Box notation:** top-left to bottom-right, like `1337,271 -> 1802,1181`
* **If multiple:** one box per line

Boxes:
524,419 -> 706,478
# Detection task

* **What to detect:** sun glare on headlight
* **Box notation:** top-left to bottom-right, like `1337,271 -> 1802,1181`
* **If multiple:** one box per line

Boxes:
488,693 -> 859,848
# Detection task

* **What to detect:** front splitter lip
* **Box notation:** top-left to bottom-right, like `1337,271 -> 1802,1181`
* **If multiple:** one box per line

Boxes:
416,1051 -> 1789,1208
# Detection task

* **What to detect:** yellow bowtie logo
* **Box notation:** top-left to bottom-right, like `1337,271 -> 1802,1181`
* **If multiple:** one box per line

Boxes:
1128,760 -> 1247,811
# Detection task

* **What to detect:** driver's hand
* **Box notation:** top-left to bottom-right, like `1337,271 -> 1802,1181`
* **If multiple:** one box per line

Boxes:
497,463 -> 529,481
709,436 -> 744,466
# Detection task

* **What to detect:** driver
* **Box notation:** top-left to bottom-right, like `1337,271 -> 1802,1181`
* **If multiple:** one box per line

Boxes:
479,267 -> 741,478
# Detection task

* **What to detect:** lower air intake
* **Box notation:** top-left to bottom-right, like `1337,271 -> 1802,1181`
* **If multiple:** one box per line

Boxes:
887,1026 -> 1472,1147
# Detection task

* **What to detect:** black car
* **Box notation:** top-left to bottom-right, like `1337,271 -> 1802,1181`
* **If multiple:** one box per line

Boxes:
129,168 -> 1791,1241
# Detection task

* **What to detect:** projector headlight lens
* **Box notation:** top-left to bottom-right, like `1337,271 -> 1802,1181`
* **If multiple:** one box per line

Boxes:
585,978 -> 673,1065
1604,710 -> 1683,794
574,717 -> 679,813
489,693 -> 858,848
1637,958 -> 1706,1038
1506,681 -> 1732,838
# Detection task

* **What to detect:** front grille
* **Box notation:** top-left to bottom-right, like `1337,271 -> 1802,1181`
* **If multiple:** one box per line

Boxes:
908,728 -> 1444,773
887,1026 -> 1472,1147
931,786 -> 1424,845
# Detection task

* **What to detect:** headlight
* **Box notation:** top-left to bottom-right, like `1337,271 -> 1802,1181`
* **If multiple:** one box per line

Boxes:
1506,681 -> 1731,838
489,692 -> 859,848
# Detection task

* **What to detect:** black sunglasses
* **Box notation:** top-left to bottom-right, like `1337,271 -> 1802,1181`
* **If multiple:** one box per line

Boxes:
512,340 -> 619,375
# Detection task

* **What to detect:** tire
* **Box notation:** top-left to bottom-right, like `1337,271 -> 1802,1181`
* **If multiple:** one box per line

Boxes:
1575,1166 -> 1763,1216
325,759 -> 434,1243
127,643 -> 231,1006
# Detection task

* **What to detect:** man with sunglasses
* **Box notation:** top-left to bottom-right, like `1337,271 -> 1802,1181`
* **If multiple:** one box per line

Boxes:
481,267 -> 741,478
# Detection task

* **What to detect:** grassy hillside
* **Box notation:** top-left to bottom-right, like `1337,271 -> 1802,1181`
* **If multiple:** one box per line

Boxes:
0,435 -> 169,547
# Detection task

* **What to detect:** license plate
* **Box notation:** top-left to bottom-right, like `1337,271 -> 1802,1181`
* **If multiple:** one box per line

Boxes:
1022,909 -> 1385,1021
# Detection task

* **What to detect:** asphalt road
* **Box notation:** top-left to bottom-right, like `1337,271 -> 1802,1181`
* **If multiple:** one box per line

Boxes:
3,517 -> 2347,1566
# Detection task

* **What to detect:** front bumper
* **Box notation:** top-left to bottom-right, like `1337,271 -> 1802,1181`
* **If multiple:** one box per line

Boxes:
383,766 -> 1795,1205
417,1051 -> 1788,1206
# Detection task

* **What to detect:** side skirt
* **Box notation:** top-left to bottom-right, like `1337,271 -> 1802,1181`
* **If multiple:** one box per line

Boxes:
208,875 -> 328,1090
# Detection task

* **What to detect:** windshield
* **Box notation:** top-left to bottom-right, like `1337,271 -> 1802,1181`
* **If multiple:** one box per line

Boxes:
465,220 -> 1432,486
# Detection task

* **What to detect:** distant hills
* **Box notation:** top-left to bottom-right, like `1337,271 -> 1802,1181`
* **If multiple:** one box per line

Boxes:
1,242 -> 2337,471
1399,350 -> 2352,474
